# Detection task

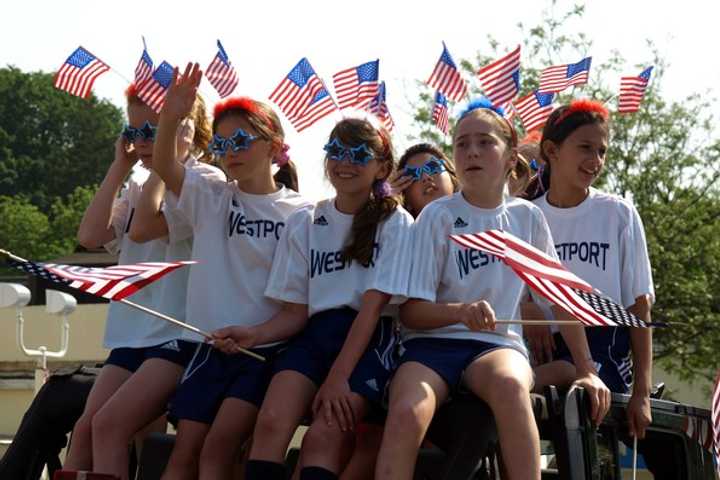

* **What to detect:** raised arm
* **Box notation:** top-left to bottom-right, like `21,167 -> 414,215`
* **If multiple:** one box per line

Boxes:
77,137 -> 137,248
153,63 -> 203,197
128,171 -> 168,243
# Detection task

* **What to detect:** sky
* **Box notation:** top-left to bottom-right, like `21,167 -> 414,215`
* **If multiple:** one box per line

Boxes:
2,0 -> 719,200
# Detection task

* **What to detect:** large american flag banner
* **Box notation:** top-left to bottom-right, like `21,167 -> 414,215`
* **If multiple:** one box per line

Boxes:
426,42 -> 468,102
712,371 -> 720,474
618,66 -> 653,114
53,46 -> 110,99
449,229 -> 653,328
8,259 -> 195,301
270,58 -> 338,132
333,60 -> 380,110
366,81 -> 394,132
476,45 -> 521,111
432,91 -> 450,134
205,39 -> 239,98
134,37 -> 153,88
683,415 -> 714,452
538,57 -> 592,93
137,61 -> 174,113
513,90 -> 555,132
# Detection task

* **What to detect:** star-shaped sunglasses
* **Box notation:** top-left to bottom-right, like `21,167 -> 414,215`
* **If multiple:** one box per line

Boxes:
210,128 -> 258,156
323,138 -> 374,166
122,121 -> 157,143
402,156 -> 446,181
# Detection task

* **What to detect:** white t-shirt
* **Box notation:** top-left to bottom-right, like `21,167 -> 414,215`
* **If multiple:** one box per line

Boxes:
102,159 -> 225,349
175,166 -> 310,344
265,198 -> 413,317
533,188 -> 654,311
404,192 -> 557,353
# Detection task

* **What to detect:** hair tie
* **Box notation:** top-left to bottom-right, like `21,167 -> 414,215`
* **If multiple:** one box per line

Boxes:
274,143 -> 290,166
373,179 -> 392,199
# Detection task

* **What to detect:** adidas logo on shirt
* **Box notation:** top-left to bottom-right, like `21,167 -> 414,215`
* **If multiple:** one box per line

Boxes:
313,215 -> 328,226
365,378 -> 379,392
454,217 -> 469,228
160,340 -> 181,352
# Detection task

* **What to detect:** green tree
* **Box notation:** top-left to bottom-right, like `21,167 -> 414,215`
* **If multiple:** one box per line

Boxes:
409,3 -> 720,383
48,185 -> 98,254
0,67 -> 123,212
0,195 -> 59,261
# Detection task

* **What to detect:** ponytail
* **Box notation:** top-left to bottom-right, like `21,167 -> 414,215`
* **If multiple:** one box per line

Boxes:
342,191 -> 399,267
273,159 -> 299,192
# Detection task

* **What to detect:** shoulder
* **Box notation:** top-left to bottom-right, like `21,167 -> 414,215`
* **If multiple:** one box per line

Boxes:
589,189 -> 636,224
188,159 -> 227,182
415,194 -> 457,226
506,196 -> 547,224
385,204 -> 414,228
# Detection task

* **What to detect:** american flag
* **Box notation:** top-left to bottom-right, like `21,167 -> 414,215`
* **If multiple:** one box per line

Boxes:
449,229 -> 653,328
712,371 -> 720,474
269,58 -> 338,132
53,46 -> 110,99
513,90 -> 555,132
134,37 -> 153,87
333,60 -> 380,109
205,39 -> 239,98
366,81 -> 394,132
7,259 -> 195,301
137,61 -> 174,113
618,67 -> 653,114
432,91 -> 450,134
476,46 -> 521,110
538,57 -> 592,93
426,42 -> 468,102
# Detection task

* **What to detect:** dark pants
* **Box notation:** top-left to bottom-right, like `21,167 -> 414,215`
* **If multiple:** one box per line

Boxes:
0,365 -> 99,480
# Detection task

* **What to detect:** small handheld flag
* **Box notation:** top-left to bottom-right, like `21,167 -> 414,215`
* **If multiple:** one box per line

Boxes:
54,46 -> 110,99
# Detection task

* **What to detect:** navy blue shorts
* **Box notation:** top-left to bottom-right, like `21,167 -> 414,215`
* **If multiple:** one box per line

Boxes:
168,343 -> 282,424
104,340 -> 199,373
274,307 -> 400,406
399,337 -> 528,392
551,329 -> 632,393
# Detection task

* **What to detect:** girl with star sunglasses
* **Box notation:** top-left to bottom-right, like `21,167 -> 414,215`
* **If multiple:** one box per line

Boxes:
152,63 -> 309,480
66,84 -> 221,480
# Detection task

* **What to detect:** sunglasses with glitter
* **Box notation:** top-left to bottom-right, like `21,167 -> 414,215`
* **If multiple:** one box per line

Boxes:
403,156 -> 446,181
122,121 -> 157,143
323,138 -> 374,166
210,128 -> 258,156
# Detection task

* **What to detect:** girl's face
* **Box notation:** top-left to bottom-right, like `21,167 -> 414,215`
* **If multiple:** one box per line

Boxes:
403,153 -> 454,215
547,123 -> 608,191
215,115 -> 275,183
453,113 -> 515,193
127,102 -> 159,168
326,138 -> 388,197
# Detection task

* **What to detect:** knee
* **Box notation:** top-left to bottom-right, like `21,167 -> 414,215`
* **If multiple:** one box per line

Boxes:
488,374 -> 530,407
71,412 -> 94,442
386,400 -> 433,439
91,407 -> 122,441
253,406 -> 292,440
302,422 -> 348,456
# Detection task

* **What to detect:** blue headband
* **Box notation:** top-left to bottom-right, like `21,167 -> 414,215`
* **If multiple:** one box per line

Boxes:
456,96 -> 505,120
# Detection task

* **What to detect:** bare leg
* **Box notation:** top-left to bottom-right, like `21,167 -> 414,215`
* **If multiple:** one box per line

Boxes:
64,364 -> 132,470
375,362 -> 449,480
464,349 -> 539,480
92,358 -> 183,479
160,419 -> 210,480
199,397 -> 258,480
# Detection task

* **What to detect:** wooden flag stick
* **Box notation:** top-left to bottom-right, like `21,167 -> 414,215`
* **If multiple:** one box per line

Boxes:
0,248 -> 265,362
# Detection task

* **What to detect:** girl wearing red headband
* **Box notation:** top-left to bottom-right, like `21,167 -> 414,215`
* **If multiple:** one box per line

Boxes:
528,99 -> 655,441
152,63 -> 310,479
64,84 -> 223,480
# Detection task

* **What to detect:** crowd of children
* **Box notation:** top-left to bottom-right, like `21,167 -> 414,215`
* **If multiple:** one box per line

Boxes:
60,61 -> 653,480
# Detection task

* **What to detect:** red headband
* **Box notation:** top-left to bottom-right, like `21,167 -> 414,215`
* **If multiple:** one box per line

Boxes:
125,82 -> 139,99
520,130 -> 542,145
553,99 -> 609,126
213,96 -> 261,119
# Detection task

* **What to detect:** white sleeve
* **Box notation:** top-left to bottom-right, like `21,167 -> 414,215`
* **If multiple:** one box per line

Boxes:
162,193 -> 193,244
264,209 -> 310,305
366,208 -> 414,301
103,186 -> 131,255
528,208 -> 559,309
406,204 -> 452,302
176,165 -> 224,229
620,203 -> 655,306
